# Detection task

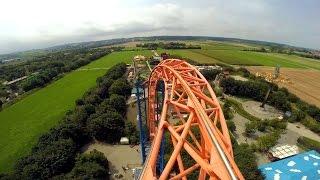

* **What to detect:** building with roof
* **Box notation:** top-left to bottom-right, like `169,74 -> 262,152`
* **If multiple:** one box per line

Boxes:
259,150 -> 320,180
268,144 -> 299,161
134,55 -> 146,62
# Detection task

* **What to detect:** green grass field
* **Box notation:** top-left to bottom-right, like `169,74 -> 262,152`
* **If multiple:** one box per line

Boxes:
158,41 -> 320,70
0,50 -> 151,172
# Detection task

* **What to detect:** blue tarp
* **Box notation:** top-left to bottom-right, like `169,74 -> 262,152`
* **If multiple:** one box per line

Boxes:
259,150 -> 320,180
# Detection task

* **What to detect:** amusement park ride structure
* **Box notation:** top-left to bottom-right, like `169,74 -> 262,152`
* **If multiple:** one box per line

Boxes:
134,59 -> 244,179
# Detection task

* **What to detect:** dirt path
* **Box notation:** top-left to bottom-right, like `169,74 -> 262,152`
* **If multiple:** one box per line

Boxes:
242,100 -> 282,120
286,122 -> 320,141
232,113 -> 252,144
82,142 -> 142,180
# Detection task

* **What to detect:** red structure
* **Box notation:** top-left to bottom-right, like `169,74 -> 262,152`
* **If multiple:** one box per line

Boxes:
139,59 -> 244,179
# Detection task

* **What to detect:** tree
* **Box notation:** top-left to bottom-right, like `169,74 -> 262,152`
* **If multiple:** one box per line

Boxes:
200,69 -> 221,81
67,150 -> 109,180
22,75 -> 45,91
125,121 -> 139,144
234,144 -> 264,180
67,162 -> 107,179
16,139 -> 77,179
34,121 -> 89,149
220,78 -> 269,102
75,99 -> 84,106
87,111 -> 125,143
104,63 -> 127,80
256,132 -> 280,152
79,150 -> 107,166
268,91 -> 291,111
70,106 -> 90,126
109,78 -> 131,97
106,94 -> 127,116
260,47 -> 267,52
0,99 -> 3,109
84,94 -> 102,105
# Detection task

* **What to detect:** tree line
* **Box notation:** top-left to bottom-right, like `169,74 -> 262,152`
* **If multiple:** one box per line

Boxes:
22,48 -> 112,92
136,42 -> 201,50
0,48 -> 117,106
220,77 -> 291,112
0,63 -> 137,179
243,46 -> 320,60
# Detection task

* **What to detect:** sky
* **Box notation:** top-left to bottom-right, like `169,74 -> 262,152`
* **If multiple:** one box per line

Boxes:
0,0 -> 319,54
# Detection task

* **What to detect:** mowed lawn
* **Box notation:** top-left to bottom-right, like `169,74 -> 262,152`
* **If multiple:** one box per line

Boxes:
0,50 -> 151,172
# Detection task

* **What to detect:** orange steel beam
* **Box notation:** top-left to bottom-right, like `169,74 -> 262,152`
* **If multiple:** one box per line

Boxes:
139,59 -> 244,180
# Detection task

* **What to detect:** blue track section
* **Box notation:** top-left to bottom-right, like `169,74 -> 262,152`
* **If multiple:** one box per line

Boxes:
135,80 -> 148,163
259,150 -> 320,180
135,79 -> 165,174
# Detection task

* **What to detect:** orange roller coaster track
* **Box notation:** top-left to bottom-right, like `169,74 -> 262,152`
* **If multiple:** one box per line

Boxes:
139,59 -> 244,180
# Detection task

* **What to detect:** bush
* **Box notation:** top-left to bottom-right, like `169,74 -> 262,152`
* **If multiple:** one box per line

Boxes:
237,67 -> 251,77
226,120 -> 236,132
256,132 -> 280,152
289,109 -> 306,122
213,86 -> 223,97
301,117 -> 320,134
267,119 -> 287,130
223,101 -> 234,120
296,100 -> 320,122
256,120 -> 268,132
245,122 -> 256,136
227,98 -> 261,122
297,136 -> 320,151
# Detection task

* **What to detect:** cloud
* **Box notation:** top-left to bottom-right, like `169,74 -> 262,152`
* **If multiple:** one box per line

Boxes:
0,0 -> 319,53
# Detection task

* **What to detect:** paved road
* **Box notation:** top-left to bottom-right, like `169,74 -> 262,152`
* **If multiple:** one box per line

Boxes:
287,122 -> 320,141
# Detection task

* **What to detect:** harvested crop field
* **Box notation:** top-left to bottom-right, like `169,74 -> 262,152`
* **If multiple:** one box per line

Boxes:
247,66 -> 320,107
